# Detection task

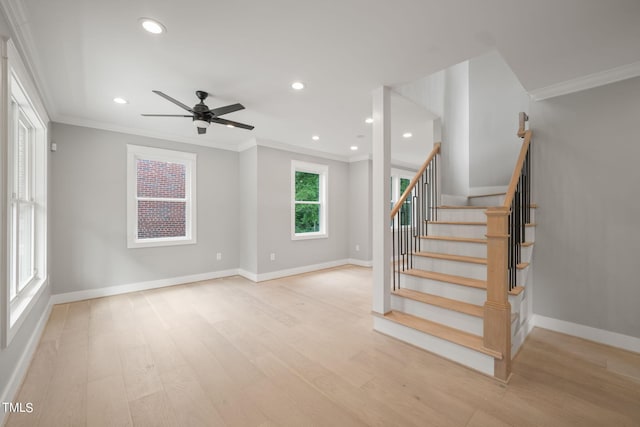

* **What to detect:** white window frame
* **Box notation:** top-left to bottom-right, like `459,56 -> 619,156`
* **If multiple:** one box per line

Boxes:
3,45 -> 49,347
291,160 -> 328,240
127,145 -> 197,248
390,169 -> 415,229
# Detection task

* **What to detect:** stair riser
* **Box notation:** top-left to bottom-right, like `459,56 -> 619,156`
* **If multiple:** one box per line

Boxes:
391,295 -> 483,335
427,224 -> 535,241
413,257 -> 486,280
436,209 -> 487,222
419,240 -> 532,260
410,259 -> 529,285
399,273 -> 523,308
420,239 -> 487,258
373,317 -> 495,377
469,194 -> 505,206
436,208 -> 535,223
427,223 -> 487,239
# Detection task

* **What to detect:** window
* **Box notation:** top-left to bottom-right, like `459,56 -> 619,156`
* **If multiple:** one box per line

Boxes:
291,161 -> 328,239
391,173 -> 413,227
127,145 -> 196,248
6,69 -> 48,342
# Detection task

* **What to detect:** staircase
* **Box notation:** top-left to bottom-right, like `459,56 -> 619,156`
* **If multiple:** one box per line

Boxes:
374,114 -> 534,381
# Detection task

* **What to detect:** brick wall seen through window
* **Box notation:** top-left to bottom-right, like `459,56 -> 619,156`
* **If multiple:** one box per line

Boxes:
136,159 -> 186,239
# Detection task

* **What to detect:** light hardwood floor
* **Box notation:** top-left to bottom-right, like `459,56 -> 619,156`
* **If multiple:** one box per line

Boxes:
6,266 -> 640,426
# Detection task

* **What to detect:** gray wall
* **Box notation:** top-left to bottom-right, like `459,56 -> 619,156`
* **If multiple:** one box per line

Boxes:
51,123 -> 240,294
531,76 -> 640,338
238,146 -> 258,273
348,160 -> 372,261
256,146 -> 349,274
469,51 -> 529,190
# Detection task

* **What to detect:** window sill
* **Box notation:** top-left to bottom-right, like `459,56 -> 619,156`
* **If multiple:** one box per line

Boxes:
127,236 -> 197,249
291,232 -> 328,241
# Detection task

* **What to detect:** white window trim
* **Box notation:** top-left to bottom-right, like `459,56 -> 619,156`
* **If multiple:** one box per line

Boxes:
126,144 -> 197,249
3,39 -> 50,348
291,160 -> 328,240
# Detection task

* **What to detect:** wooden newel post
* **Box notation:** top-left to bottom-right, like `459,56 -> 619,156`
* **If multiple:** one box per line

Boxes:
484,207 -> 512,381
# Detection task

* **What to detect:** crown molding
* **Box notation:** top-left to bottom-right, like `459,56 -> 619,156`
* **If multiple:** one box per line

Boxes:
236,137 -> 258,152
53,115 -> 242,151
391,159 -> 421,171
249,138 -> 351,163
530,60 -> 640,101
348,154 -> 372,163
0,0 -> 56,117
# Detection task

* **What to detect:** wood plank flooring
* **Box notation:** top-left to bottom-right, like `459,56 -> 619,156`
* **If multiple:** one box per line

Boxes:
6,266 -> 640,426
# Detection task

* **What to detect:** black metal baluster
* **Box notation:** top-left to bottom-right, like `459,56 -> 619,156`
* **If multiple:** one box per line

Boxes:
434,155 -> 438,221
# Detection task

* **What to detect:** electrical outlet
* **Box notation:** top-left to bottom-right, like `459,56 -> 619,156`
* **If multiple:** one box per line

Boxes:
270,253 -> 276,261
355,244 -> 360,252
216,252 -> 222,261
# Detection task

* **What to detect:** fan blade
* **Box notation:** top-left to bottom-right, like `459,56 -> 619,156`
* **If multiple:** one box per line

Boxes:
141,114 -> 194,117
211,117 -> 254,130
197,127 -> 207,135
209,103 -> 245,117
152,90 -> 194,112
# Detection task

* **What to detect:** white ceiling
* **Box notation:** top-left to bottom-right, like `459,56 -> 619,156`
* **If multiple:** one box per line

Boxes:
4,0 -> 640,160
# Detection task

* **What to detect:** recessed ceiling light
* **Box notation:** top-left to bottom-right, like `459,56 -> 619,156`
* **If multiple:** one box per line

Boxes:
402,132 -> 413,138
140,18 -> 166,34
350,146 -> 358,151
365,117 -> 373,124
312,135 -> 320,141
291,81 -> 305,90
113,97 -> 128,104
227,124 -> 234,128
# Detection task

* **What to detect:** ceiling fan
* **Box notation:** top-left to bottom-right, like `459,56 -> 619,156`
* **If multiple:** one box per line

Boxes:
142,90 -> 254,134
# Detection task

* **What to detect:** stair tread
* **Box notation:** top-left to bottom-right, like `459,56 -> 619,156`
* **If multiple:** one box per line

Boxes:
421,235 -> 534,248
428,221 -> 536,226
392,288 -> 483,317
438,205 -> 495,210
421,235 -> 487,244
427,221 -> 486,225
383,311 -> 502,359
468,192 -> 506,198
510,286 -> 525,296
403,269 -> 487,289
438,204 -> 537,209
402,268 -> 526,296
415,251 -> 487,265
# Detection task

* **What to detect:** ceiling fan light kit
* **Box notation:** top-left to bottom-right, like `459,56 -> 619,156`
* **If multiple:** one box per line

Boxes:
142,90 -> 254,135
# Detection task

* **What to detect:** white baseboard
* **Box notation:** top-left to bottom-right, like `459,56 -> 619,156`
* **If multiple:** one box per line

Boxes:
347,258 -> 373,268
532,314 -> 640,354
0,301 -> 52,427
254,259 -> 351,282
467,185 -> 508,197
237,269 -> 258,282
50,259 -> 364,302
49,269 -> 239,305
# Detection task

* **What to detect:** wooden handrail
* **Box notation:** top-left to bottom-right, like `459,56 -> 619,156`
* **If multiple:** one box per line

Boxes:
502,131 -> 532,208
390,143 -> 441,219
